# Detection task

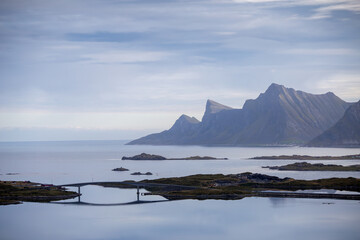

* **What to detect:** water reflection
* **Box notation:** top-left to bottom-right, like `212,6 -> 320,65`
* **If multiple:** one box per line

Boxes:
2,197 -> 359,240
268,197 -> 291,207
53,199 -> 170,206
56,185 -> 166,206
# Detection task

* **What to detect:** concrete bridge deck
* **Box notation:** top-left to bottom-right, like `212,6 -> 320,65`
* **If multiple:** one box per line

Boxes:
57,181 -> 196,203
59,181 -> 198,189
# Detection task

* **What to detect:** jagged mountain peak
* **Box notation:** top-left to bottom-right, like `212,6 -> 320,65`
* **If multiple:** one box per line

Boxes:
263,83 -> 299,99
202,99 -> 233,122
243,83 -> 290,109
265,83 -> 338,100
177,114 -> 200,124
164,114 -> 200,142
205,99 -> 232,115
325,91 -> 337,97
266,83 -> 286,92
169,114 -> 200,131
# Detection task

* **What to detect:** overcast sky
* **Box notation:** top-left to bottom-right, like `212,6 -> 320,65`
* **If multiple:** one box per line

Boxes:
0,0 -> 359,141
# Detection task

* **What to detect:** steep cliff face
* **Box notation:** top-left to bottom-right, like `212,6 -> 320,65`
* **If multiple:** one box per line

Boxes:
202,99 -> 233,121
128,83 -> 351,146
307,100 -> 360,147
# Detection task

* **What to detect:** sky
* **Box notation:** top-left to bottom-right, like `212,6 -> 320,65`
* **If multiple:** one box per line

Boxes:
0,0 -> 359,141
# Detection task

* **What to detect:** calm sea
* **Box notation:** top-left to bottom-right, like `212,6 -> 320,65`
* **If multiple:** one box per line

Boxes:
0,140 -> 360,240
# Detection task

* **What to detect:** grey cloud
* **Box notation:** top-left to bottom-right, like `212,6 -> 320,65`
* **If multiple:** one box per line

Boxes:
0,0 -> 359,113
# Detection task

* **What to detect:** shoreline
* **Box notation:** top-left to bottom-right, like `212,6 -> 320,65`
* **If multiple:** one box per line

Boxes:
262,162 -> 360,171
251,154 -> 360,160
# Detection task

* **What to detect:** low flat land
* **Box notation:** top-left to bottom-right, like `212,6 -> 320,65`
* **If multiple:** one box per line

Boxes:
251,154 -> 360,160
263,162 -> 360,171
0,181 -> 79,205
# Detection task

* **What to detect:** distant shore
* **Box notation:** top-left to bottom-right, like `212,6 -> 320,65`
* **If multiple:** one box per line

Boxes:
251,154 -> 360,160
263,162 -> 360,171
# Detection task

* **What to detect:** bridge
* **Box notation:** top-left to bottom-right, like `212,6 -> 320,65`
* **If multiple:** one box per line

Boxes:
56,181 -> 197,205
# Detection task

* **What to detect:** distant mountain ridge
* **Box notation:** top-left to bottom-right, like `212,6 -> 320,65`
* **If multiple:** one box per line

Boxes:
128,83 -> 352,146
307,100 -> 360,147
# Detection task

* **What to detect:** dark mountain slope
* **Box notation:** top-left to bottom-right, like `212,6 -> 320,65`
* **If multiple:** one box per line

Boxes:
307,100 -> 360,147
128,114 -> 200,145
235,84 -> 351,144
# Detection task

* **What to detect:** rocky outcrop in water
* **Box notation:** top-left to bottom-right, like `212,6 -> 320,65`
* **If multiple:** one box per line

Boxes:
122,153 -> 166,160
131,172 -> 153,176
112,167 -> 129,171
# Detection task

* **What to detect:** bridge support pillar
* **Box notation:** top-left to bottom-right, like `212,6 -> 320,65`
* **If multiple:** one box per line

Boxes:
78,186 -> 81,202
137,186 -> 139,201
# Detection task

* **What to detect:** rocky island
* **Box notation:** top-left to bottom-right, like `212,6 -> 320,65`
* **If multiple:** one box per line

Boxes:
122,153 -> 227,160
122,153 -> 166,160
131,172 -> 153,176
263,162 -> 360,171
251,154 -> 360,160
112,167 -> 129,171
0,181 -> 79,205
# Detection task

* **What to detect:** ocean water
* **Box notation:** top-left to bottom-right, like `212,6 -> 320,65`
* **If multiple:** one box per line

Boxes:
0,140 -> 360,240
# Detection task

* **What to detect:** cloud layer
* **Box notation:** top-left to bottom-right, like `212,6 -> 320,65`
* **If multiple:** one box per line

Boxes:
0,0 -> 359,140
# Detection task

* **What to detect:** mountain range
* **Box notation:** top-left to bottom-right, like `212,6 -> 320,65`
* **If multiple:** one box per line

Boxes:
128,83 -> 356,146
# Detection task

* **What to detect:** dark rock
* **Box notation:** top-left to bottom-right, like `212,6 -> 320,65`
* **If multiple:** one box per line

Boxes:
131,172 -> 153,176
122,153 -> 166,160
112,167 -> 129,172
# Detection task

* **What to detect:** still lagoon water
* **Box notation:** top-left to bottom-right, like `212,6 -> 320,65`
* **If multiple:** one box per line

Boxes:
0,140 -> 360,240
